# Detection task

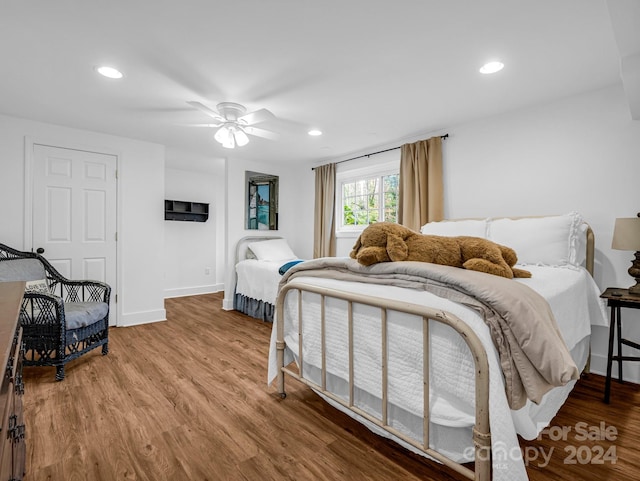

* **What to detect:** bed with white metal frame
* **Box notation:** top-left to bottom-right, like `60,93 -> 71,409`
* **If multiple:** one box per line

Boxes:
276,281 -> 492,480
273,217 -> 596,481
232,235 -> 284,322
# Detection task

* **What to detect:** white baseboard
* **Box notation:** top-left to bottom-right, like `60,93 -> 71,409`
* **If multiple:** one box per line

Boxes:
589,352 -> 640,384
164,283 -> 224,299
118,309 -> 167,327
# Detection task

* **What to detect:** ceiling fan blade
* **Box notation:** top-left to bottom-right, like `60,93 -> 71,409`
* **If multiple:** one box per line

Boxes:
186,101 -> 225,121
244,126 -> 280,140
238,108 -> 275,125
186,123 -> 223,128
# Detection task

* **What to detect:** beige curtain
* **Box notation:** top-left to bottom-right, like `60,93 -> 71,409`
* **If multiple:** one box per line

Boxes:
313,163 -> 336,258
397,136 -> 444,232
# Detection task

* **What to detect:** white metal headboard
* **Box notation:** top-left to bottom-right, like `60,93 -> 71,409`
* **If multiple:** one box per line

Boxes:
234,235 -> 284,265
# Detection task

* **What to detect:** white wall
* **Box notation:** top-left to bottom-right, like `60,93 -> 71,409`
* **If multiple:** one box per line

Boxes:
0,113 -> 167,327
222,157 -> 314,309
443,84 -> 640,381
164,148 -> 225,297
331,84 -> 640,382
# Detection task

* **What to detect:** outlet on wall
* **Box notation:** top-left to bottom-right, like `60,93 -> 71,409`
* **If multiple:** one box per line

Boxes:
204,267 -> 211,275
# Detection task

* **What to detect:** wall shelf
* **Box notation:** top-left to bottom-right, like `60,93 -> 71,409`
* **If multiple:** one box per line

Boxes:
164,200 -> 209,222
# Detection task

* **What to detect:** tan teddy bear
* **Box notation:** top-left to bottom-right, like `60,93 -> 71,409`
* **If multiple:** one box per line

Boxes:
350,222 -> 531,279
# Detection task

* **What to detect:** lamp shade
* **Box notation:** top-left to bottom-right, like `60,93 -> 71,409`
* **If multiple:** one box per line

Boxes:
234,128 -> 249,147
214,124 -> 250,149
214,125 -> 231,145
612,216 -> 640,251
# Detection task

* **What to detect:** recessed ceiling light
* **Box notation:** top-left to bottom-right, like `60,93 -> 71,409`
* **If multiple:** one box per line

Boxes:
479,61 -> 504,74
96,66 -> 124,79
308,129 -> 322,136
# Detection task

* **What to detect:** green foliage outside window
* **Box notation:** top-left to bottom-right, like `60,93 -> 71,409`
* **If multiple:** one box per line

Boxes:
342,173 -> 398,227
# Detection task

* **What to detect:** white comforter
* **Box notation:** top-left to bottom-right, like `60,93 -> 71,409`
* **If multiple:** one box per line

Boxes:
267,264 -> 607,481
235,259 -> 284,304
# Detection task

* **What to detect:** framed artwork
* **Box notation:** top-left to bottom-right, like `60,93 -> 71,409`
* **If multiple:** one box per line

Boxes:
246,171 -> 279,230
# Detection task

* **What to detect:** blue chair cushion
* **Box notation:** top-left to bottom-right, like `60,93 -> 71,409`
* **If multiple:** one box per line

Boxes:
65,302 -> 109,330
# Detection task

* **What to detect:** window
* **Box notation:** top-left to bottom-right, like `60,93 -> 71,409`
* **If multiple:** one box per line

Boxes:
337,167 -> 399,234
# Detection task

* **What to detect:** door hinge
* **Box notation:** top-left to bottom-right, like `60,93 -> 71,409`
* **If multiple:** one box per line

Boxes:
115,294 -> 118,303
115,169 -> 118,179
115,232 -> 118,241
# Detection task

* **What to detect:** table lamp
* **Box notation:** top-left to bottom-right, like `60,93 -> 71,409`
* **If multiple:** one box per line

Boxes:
612,213 -> 640,295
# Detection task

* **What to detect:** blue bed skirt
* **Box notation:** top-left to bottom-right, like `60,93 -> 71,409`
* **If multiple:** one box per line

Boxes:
234,293 -> 275,322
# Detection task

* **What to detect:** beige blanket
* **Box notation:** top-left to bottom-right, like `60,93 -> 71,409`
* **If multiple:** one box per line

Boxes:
280,258 -> 579,409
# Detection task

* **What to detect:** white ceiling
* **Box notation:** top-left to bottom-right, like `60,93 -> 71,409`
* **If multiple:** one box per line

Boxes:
0,1 -> 632,166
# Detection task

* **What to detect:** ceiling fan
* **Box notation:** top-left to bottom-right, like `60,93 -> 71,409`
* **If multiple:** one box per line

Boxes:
186,101 -> 279,148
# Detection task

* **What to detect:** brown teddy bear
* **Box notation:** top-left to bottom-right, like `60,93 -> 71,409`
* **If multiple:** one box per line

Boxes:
350,222 -> 531,279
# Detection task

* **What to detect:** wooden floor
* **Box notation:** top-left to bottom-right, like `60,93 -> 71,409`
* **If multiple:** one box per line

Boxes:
22,292 -> 640,481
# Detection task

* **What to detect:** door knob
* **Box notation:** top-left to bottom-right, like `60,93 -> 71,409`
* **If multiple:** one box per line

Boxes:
36,247 -> 45,254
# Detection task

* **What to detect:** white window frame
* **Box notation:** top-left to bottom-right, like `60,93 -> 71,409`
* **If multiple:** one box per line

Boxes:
335,159 -> 399,238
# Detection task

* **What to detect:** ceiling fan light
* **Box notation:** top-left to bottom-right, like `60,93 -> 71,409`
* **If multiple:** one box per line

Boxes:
234,128 -> 249,147
214,125 -> 230,144
215,126 -> 236,148
221,136 -> 235,149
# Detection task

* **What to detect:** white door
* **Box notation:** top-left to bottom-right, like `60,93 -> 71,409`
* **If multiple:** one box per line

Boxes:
32,144 -> 117,324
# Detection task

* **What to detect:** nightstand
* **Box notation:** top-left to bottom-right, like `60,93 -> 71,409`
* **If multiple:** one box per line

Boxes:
601,287 -> 640,403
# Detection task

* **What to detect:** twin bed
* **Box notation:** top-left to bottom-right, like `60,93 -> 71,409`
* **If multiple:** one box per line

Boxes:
236,214 -> 608,481
233,236 -> 301,322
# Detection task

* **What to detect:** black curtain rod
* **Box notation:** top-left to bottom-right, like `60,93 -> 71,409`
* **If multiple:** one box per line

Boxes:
312,133 -> 448,170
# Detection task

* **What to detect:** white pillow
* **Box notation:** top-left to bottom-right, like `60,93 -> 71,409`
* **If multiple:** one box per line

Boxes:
25,279 -> 50,295
420,219 -> 489,238
247,238 -> 297,262
574,222 -> 589,267
487,213 -> 584,267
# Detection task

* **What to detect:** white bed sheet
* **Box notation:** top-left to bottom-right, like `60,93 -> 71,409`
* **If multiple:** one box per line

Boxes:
235,259 -> 284,305
267,264 -> 607,481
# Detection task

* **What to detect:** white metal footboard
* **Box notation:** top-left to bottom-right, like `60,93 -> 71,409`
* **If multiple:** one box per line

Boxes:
275,280 -> 491,481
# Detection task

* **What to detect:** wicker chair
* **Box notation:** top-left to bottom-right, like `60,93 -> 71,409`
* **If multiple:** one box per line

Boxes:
0,243 -> 110,381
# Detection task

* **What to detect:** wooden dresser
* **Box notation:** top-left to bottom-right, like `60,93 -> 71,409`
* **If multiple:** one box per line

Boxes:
0,282 -> 26,481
